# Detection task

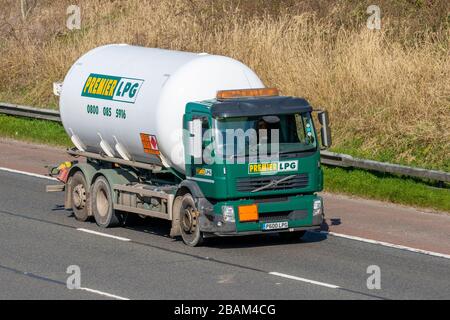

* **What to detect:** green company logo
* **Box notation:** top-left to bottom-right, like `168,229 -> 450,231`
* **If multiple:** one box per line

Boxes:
81,73 -> 144,103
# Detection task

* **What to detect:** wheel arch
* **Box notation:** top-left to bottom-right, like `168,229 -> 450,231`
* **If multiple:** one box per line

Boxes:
170,180 -> 208,238
66,163 -> 139,209
176,180 -> 205,198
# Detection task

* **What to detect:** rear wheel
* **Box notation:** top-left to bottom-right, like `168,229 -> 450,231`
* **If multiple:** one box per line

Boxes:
69,171 -> 90,221
179,193 -> 203,247
91,176 -> 122,227
279,230 -> 306,241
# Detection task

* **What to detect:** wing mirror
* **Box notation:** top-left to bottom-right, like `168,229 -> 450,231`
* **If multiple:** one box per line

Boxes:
318,111 -> 332,148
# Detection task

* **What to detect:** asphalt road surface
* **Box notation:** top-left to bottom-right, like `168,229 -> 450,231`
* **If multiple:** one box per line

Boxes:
0,170 -> 449,300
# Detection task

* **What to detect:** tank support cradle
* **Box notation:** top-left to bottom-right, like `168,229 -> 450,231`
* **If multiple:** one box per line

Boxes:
113,183 -> 175,220
67,149 -> 163,172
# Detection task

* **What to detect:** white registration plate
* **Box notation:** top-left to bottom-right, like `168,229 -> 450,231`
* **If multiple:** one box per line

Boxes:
262,221 -> 289,230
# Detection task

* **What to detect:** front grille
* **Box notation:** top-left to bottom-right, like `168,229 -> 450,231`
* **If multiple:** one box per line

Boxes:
259,210 -> 308,223
254,197 -> 288,203
236,173 -> 309,192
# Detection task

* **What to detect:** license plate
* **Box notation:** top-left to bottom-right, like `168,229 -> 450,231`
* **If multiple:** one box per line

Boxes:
263,221 -> 289,230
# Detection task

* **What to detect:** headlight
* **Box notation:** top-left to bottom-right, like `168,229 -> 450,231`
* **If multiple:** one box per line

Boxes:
313,199 -> 322,216
313,199 -> 322,210
222,205 -> 235,222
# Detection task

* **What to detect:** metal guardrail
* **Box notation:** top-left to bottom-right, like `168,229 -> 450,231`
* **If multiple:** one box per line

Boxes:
0,102 -> 61,122
320,151 -> 450,184
1,102 -> 449,184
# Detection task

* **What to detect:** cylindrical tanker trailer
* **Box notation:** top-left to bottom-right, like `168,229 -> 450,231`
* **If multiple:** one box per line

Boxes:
51,44 -> 332,246
60,44 -> 264,172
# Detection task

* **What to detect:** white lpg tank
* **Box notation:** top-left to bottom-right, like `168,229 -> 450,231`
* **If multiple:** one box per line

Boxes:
60,44 -> 264,173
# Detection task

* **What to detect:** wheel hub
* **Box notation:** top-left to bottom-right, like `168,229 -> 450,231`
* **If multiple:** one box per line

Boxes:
73,184 -> 86,209
96,188 -> 109,217
181,207 -> 198,234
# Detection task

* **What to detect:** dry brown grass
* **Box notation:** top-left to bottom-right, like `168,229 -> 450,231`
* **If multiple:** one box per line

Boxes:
0,0 -> 449,170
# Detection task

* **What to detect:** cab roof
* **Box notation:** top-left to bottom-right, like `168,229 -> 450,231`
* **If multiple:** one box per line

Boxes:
208,96 -> 312,118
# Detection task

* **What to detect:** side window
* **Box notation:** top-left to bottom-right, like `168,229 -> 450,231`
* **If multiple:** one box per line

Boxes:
193,115 -> 210,148
198,116 -> 213,166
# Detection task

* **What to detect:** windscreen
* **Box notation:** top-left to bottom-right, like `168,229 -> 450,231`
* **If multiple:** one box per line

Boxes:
214,112 -> 316,159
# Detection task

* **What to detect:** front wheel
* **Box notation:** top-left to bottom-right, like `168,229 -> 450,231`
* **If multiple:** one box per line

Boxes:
179,193 -> 204,247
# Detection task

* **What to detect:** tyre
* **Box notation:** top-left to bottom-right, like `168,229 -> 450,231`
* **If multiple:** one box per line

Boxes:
69,171 -> 90,221
178,193 -> 204,247
91,176 -> 122,228
279,230 -> 306,241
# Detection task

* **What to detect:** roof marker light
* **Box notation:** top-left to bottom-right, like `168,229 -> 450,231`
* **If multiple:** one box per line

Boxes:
216,88 -> 279,100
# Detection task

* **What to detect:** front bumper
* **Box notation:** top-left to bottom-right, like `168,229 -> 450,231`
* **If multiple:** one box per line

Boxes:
198,194 -> 324,236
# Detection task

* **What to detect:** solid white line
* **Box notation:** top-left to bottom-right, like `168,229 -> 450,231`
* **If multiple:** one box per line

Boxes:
77,228 -> 131,242
79,287 -> 130,300
0,166 -> 57,181
269,272 -> 340,289
322,231 -> 450,260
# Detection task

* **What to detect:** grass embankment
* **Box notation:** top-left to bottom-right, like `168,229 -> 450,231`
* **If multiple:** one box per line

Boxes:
0,114 -> 70,146
324,167 -> 449,212
0,0 -> 449,171
1,114 -> 448,212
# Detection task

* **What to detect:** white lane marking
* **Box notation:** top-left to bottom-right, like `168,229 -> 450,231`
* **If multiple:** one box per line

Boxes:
321,231 -> 450,260
0,166 -> 57,181
79,287 -> 130,300
77,228 -> 131,242
269,272 -> 340,289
